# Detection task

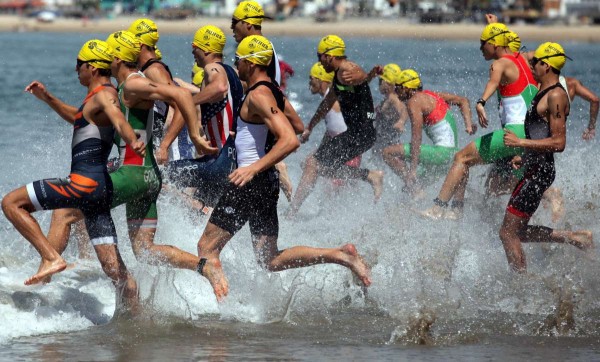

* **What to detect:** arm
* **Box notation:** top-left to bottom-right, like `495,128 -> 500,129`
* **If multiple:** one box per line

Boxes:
173,77 -> 201,94
571,78 -> 599,139
191,63 -> 228,105
97,90 -> 145,157
438,91 -> 475,135
283,98 -> 304,134
126,78 -> 217,156
301,88 -> 337,143
228,90 -> 300,187
156,107 -> 186,164
339,61 -> 368,86
504,90 -> 567,152
25,81 -> 79,124
407,99 -> 424,180
476,59 -> 506,128
390,96 -> 409,132
366,65 -> 384,83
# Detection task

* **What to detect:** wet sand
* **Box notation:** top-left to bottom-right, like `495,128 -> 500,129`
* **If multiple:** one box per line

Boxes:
1,15 -> 599,42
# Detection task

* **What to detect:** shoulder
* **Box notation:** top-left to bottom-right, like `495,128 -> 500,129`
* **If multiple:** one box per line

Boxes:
145,64 -> 171,84
547,87 -> 569,104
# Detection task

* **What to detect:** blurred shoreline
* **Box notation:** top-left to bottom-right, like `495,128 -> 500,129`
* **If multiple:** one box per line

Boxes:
1,14 -> 599,42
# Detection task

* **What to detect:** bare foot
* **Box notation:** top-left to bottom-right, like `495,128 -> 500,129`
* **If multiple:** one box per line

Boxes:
201,258 -> 229,302
367,170 -> 384,202
25,258 -> 67,285
340,244 -> 372,287
568,230 -> 593,250
40,262 -> 77,284
415,205 -> 444,220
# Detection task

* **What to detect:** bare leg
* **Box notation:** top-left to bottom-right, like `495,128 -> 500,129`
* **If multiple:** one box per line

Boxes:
197,222 -> 234,301
367,170 -> 384,202
419,143 -> 483,219
93,244 -> 139,315
523,225 -> 593,250
275,161 -> 293,202
128,224 -> 199,270
287,155 -> 320,218
74,219 -> 94,259
2,187 -> 67,284
499,212 -> 528,272
541,187 -> 565,223
382,144 -> 409,181
252,235 -> 372,286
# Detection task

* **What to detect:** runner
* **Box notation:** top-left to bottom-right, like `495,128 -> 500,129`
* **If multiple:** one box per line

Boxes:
419,23 -> 537,219
301,62 -> 362,188
500,42 -> 592,272
195,36 -> 372,301
231,0 -> 303,201
2,40 -> 144,311
371,63 -> 408,157
383,69 -> 475,200
127,18 -> 194,164
166,25 -> 244,208
40,31 -> 216,276
287,34 -> 384,218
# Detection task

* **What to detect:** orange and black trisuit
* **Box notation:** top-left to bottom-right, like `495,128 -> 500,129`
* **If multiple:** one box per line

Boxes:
26,84 -> 119,245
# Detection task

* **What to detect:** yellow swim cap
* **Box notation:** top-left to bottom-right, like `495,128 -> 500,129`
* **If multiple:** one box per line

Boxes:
480,23 -> 510,47
380,63 -> 402,85
310,62 -> 334,83
317,35 -> 345,57
106,31 -> 141,63
155,47 -> 162,60
235,35 -> 273,66
192,67 -> 205,87
77,40 -> 114,70
193,25 -> 226,54
192,63 -> 202,75
506,31 -> 521,53
397,69 -> 421,89
233,1 -> 268,26
534,42 -> 570,70
128,18 -> 159,48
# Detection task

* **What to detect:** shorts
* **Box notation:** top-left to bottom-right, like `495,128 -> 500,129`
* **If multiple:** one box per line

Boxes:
474,124 -> 525,164
506,162 -> 555,219
209,168 -> 279,237
166,136 -> 237,206
110,164 -> 162,228
402,144 -> 458,166
314,126 -> 376,169
26,172 -> 117,245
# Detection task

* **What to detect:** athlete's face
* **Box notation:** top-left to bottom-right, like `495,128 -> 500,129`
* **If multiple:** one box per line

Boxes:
76,60 -> 91,86
480,41 -> 495,60
530,57 -> 550,82
319,53 -> 334,73
231,19 -> 248,43
309,76 -> 320,94
236,57 -> 250,81
192,44 -> 204,67
396,86 -> 410,101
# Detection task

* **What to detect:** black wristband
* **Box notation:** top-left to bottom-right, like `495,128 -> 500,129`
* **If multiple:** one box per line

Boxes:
476,98 -> 486,107
196,258 -> 207,275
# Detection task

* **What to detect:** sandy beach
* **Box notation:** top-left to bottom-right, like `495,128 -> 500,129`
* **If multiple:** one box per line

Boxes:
1,14 -> 599,42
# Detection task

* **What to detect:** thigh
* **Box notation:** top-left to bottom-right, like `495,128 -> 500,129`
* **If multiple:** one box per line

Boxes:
419,145 -> 457,166
209,182 -> 252,236
507,164 -> 555,219
248,171 -> 280,238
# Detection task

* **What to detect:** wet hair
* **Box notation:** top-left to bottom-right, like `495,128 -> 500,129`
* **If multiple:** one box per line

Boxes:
123,61 -> 139,69
98,68 -> 112,77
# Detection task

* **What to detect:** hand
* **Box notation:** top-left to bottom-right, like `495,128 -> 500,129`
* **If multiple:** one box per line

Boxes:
511,155 -> 522,170
155,146 -> 168,165
369,65 -> 384,79
485,13 -> 498,23
503,128 -> 521,147
193,137 -> 218,156
476,103 -> 488,128
25,81 -> 49,101
228,165 -> 258,187
131,140 -> 146,158
340,64 -> 365,84
465,124 -> 477,135
582,127 -> 596,141
300,129 -> 311,143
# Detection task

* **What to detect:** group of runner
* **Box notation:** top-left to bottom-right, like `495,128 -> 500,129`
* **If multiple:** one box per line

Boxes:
1,5 -> 598,309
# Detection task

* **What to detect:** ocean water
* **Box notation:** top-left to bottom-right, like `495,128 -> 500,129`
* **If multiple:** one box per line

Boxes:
1,31 -> 600,360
